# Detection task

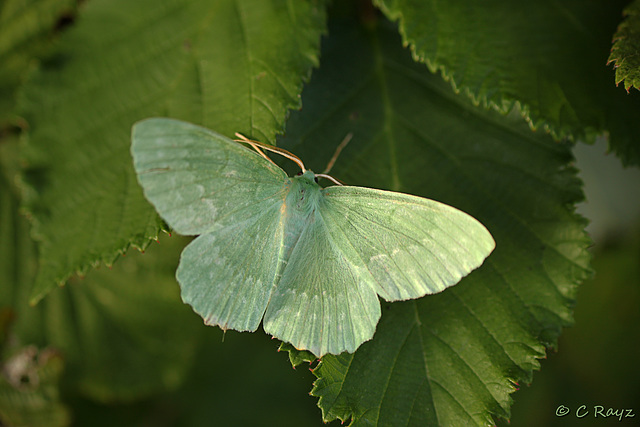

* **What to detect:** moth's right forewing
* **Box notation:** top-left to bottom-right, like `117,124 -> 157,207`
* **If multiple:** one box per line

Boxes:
321,186 -> 495,302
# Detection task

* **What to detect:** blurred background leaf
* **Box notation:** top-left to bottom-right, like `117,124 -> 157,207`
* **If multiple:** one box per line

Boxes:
1,134 -> 69,426
608,0 -> 640,92
0,0 -> 77,126
501,139 -> 640,427
2,130 -> 200,403
374,0 -> 640,166
0,346 -> 70,427
11,234 -> 203,402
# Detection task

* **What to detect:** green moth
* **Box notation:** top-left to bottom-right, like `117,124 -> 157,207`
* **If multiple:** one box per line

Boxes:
131,118 -> 495,357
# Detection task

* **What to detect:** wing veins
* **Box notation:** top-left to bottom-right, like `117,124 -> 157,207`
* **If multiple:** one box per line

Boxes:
332,191 -> 480,263
343,197 -> 480,276
330,201 -> 460,293
165,184 -> 287,231
223,211 -> 283,326
151,176 -> 284,207
313,210 -> 376,353
191,206 -> 283,329
272,207 -> 374,354
320,204 -> 400,297
143,170 -> 282,187
368,218 -> 437,294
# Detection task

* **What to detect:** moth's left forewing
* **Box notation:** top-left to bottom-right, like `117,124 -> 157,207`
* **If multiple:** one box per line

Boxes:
131,118 -> 288,235
177,199 -> 287,333
320,186 -> 495,302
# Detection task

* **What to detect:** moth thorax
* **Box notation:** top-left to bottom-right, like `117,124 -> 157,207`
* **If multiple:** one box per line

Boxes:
288,172 -> 322,215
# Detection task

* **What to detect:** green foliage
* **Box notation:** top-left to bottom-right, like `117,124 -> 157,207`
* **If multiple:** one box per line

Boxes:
281,18 -> 589,425
280,342 -> 317,367
18,0 -> 326,304
374,0 -> 640,166
0,0 -> 637,425
12,234 -> 204,402
2,135 -> 202,403
609,0 -> 640,92
0,345 -> 70,427
0,137 -> 69,426
2,135 -> 320,425
501,226 -> 640,427
0,0 -> 76,125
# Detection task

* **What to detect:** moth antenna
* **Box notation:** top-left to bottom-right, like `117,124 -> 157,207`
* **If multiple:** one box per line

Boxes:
234,132 -> 307,172
234,133 -> 276,166
322,132 -> 353,174
315,173 -> 344,186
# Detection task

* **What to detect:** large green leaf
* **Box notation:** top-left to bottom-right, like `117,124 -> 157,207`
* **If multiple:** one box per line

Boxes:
504,224 -> 640,426
10,235 -> 204,402
0,133 -> 35,316
280,15 -> 590,425
1,136 -> 69,425
61,328 -> 322,427
2,132 -> 204,403
18,0 -> 326,303
609,0 -> 640,92
373,0 -> 640,166
0,0 -> 76,125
